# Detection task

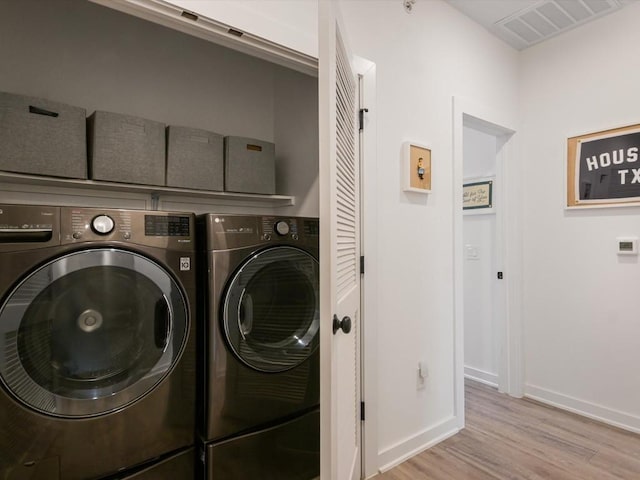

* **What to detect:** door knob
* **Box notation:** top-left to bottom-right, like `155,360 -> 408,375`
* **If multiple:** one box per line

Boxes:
332,314 -> 352,335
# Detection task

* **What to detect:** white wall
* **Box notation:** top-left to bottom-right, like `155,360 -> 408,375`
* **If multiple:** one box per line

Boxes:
340,0 -> 519,471
463,127 -> 498,179
463,127 -> 497,385
0,0 -> 318,216
274,68 -> 320,218
520,2 -> 640,432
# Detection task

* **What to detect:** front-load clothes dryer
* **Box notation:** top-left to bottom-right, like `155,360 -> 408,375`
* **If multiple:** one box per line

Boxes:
0,205 -> 196,480
197,214 -> 320,479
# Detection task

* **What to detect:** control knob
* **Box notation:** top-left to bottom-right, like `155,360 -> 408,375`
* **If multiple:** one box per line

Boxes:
92,215 -> 115,235
274,220 -> 290,236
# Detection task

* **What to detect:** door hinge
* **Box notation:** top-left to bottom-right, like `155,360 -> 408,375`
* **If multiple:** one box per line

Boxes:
359,108 -> 369,131
360,255 -> 365,274
360,401 -> 365,421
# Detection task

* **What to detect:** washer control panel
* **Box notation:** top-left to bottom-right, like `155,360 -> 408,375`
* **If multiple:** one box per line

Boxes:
0,205 -> 196,251
70,210 -> 132,242
62,208 -> 194,249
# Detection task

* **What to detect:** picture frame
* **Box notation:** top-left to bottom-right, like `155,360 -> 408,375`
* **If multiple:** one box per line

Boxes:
567,123 -> 640,208
403,141 -> 431,194
463,179 -> 493,212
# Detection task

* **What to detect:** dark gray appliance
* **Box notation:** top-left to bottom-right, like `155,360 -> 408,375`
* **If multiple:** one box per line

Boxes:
0,205 -> 196,479
116,447 -> 195,479
197,214 -> 320,479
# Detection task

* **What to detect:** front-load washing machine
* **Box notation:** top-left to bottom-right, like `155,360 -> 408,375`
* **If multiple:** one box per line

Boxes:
0,204 -> 196,479
197,214 -> 320,479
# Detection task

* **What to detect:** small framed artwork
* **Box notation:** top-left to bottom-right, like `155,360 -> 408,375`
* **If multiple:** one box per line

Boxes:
463,179 -> 493,213
403,141 -> 431,194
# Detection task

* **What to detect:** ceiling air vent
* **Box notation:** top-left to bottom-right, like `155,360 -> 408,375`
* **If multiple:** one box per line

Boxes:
493,0 -> 625,50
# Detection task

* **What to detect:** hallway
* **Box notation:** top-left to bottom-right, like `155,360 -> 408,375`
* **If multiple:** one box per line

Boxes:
376,380 -> 640,479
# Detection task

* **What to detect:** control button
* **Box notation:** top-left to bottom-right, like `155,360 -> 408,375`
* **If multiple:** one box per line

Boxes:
291,234 -> 299,241
72,232 -> 82,240
92,215 -> 115,235
122,232 -> 131,240
274,221 -> 290,236
263,234 -> 272,241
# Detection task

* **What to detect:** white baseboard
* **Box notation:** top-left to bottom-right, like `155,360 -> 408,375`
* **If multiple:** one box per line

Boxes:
464,366 -> 498,388
377,416 -> 459,473
525,384 -> 640,435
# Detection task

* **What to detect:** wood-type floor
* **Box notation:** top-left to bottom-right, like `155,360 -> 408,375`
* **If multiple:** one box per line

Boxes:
375,380 -> 640,480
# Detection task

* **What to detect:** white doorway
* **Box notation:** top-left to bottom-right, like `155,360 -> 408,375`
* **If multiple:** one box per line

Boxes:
452,97 -> 522,429
462,126 -> 501,388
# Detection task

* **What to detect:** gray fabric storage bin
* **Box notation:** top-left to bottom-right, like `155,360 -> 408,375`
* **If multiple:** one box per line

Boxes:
224,136 -> 275,194
88,111 -> 165,186
0,91 -> 87,179
166,126 -> 224,191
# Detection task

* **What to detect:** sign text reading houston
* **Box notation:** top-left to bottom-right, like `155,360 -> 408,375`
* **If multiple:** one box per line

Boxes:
585,147 -> 640,184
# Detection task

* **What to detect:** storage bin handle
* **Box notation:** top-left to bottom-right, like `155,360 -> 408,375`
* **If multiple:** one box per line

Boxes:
246,144 -> 263,152
29,105 -> 59,118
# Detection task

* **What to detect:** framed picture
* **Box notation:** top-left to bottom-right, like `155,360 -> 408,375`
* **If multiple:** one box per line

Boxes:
403,141 -> 431,194
567,123 -> 640,208
463,179 -> 493,212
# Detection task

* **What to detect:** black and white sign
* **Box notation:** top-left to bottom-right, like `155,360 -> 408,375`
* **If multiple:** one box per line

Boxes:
576,127 -> 640,204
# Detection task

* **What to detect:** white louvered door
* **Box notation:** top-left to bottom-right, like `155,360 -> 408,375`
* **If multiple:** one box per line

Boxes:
319,0 -> 361,478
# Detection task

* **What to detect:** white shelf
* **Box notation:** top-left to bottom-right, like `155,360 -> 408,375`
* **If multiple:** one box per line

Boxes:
0,171 -> 295,208
89,0 -> 318,77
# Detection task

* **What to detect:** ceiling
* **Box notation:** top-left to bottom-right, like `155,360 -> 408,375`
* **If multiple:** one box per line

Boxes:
443,0 -> 632,50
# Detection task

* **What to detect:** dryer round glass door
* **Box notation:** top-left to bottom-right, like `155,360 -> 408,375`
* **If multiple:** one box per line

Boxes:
223,246 -> 319,373
0,248 -> 189,418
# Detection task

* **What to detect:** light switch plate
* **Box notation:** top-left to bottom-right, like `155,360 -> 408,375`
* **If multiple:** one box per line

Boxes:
465,244 -> 480,260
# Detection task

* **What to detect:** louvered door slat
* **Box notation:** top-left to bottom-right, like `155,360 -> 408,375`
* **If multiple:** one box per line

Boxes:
335,25 -> 357,301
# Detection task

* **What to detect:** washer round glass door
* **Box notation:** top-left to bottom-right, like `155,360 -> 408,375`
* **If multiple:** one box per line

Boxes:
0,248 -> 189,418
223,246 -> 319,373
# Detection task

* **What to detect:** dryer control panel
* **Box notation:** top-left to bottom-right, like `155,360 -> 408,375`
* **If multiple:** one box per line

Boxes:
204,214 -> 318,251
261,217 -> 300,241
